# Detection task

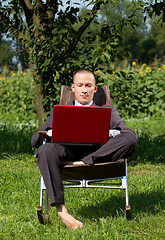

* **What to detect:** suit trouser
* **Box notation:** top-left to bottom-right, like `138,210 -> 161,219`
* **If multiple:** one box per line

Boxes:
36,131 -> 137,206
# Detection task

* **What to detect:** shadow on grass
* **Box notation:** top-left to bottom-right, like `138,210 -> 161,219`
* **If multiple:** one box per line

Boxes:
130,133 -> 165,165
77,190 -> 165,220
1,121 -> 164,163
0,123 -> 36,158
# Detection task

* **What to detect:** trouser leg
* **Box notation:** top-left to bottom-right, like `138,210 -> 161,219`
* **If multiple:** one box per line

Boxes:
36,142 -> 72,206
82,131 -> 137,165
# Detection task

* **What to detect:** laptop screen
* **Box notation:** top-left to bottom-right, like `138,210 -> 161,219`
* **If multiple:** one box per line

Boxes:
52,105 -> 111,145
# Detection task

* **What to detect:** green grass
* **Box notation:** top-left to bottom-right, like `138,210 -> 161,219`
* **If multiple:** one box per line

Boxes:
0,117 -> 164,239
125,115 -> 165,165
0,122 -> 36,158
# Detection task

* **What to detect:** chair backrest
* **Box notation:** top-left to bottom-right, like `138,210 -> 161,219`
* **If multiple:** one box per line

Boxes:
59,85 -> 111,106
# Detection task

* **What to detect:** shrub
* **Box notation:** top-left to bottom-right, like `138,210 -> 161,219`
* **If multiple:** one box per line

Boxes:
0,70 -> 36,122
98,63 -> 165,118
0,63 -> 165,122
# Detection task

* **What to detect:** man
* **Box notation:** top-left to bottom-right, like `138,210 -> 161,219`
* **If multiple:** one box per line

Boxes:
31,69 -> 137,230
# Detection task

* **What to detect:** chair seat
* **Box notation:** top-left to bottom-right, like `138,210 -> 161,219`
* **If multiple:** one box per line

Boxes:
62,159 -> 125,180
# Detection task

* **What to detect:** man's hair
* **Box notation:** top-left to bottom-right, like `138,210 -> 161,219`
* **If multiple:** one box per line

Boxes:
73,69 -> 96,83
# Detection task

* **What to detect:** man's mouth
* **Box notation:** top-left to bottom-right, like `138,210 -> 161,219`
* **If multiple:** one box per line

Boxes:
81,95 -> 88,98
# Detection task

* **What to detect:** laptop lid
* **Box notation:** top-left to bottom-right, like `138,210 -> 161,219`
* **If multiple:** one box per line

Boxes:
52,105 -> 111,145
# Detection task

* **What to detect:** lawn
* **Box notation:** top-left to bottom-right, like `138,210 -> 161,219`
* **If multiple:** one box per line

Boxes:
0,117 -> 164,240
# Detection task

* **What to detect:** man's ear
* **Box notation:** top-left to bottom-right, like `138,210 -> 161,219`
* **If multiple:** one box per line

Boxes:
71,83 -> 75,92
94,84 -> 98,93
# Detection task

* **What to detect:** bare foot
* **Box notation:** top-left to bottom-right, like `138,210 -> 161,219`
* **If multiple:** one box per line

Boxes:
55,204 -> 83,230
73,161 -> 85,165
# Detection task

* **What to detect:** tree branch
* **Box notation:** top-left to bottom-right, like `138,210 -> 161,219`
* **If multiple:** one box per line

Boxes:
43,0 -> 58,28
45,0 -> 58,19
33,0 -> 44,8
62,1 -> 102,57
24,0 -> 33,10
18,0 -> 33,28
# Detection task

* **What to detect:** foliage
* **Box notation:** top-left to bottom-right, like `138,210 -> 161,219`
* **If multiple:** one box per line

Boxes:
150,18 -> 165,60
98,0 -> 165,64
143,0 -> 165,23
0,0 -> 164,123
0,62 -> 165,122
0,13 -> 17,71
98,62 -> 165,118
0,40 -> 15,70
0,70 -> 36,122
29,1 -> 139,112
0,0 -> 143,115
99,0 -> 145,63
0,1 -> 164,129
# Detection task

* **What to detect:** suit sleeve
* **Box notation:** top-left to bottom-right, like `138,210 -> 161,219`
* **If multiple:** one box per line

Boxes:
110,105 -> 137,137
31,108 -> 53,148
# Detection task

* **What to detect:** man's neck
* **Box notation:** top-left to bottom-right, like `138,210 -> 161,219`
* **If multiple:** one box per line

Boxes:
74,100 -> 93,106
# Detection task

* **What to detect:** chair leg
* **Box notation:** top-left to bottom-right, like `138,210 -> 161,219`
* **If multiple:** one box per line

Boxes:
37,176 -> 50,224
125,181 -> 131,219
124,159 -> 131,220
44,191 -> 50,221
37,191 -> 50,224
37,206 -> 45,224
125,205 -> 131,220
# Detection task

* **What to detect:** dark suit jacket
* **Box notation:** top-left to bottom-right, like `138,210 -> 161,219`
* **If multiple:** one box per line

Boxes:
31,103 -> 136,148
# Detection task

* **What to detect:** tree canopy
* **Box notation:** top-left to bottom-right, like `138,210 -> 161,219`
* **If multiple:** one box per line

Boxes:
0,0 -> 164,126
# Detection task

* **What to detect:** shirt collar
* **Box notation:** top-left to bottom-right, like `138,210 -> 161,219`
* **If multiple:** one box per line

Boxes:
74,100 -> 93,106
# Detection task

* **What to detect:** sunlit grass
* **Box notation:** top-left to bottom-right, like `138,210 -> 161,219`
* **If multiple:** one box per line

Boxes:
0,117 -> 164,239
0,156 -> 164,239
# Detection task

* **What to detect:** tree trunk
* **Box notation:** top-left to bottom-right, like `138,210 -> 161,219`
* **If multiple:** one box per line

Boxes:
33,78 -> 47,129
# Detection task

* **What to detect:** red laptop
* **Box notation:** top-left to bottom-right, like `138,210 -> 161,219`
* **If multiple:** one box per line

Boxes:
52,105 -> 111,145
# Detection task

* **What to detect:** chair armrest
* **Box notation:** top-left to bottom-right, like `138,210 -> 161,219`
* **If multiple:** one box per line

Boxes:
39,130 -> 47,145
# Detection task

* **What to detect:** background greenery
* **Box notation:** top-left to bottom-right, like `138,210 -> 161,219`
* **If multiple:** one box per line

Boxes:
0,70 -> 36,122
0,61 -> 164,123
1,1 -> 165,72
0,0 -> 164,123
101,61 -> 165,118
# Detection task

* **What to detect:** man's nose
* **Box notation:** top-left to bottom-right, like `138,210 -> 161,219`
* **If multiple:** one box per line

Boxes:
81,86 -> 87,93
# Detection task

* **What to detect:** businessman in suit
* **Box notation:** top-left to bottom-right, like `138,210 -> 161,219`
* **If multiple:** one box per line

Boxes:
31,69 -> 137,230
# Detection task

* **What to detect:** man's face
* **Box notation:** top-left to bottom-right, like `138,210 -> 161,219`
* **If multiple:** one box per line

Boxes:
71,72 -> 98,105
